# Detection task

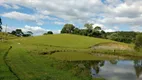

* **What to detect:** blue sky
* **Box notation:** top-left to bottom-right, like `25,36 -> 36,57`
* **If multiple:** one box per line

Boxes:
0,0 -> 142,35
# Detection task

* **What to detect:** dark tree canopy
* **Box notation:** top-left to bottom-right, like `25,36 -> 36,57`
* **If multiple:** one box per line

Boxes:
12,29 -> 24,37
43,31 -> 53,35
0,17 -> 2,32
61,24 -> 75,33
47,31 -> 53,34
11,31 -> 16,35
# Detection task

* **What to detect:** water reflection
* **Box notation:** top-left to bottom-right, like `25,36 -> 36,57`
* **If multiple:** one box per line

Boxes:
68,60 -> 142,80
134,60 -> 142,79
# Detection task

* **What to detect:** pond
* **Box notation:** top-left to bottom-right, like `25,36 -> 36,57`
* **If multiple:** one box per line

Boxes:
66,60 -> 142,80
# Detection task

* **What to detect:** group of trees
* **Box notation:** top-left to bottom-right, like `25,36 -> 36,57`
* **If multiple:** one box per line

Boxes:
0,17 -> 33,37
43,31 -> 53,35
61,23 -> 142,45
11,29 -> 33,37
61,23 -> 106,38
107,31 -> 137,43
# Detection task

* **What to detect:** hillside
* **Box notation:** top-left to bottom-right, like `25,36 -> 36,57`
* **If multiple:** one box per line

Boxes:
11,34 -> 129,48
0,34 -> 138,80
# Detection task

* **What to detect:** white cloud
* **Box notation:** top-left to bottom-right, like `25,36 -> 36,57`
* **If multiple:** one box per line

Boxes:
2,25 -> 16,32
93,23 -> 115,32
2,25 -> 60,35
113,26 -> 119,31
54,21 -> 65,25
130,26 -> 142,32
0,0 -> 4,4
52,30 -> 61,34
1,4 -> 20,9
21,25 -> 48,35
12,4 -> 20,9
93,23 -> 106,29
2,25 -> 48,35
1,0 -> 142,31
105,29 -> 115,32
1,11 -> 37,21
1,11 -> 58,25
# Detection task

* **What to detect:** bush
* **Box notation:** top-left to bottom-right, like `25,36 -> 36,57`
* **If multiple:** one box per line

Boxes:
135,34 -> 142,51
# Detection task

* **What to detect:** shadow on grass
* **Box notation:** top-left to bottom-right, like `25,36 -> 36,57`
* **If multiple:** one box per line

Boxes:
3,46 -> 20,80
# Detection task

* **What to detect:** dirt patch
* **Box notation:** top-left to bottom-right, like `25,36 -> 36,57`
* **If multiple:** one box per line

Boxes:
91,42 -> 133,51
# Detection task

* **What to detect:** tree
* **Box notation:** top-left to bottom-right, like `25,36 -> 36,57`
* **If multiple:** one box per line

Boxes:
0,17 -> 2,32
107,31 -> 137,43
11,31 -> 16,35
47,31 -> 53,34
13,29 -> 23,37
72,28 -> 80,34
135,34 -> 142,51
43,31 -> 53,35
101,30 -> 106,38
61,24 -> 75,33
84,23 -> 93,36
84,23 -> 93,30
107,33 -> 119,41
79,29 -> 88,36
27,31 -> 33,36
94,26 -> 101,31
91,26 -> 103,38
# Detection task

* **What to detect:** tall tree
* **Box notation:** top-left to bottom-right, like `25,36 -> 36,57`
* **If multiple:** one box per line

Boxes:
84,23 -> 93,36
0,17 -> 2,32
61,24 -> 75,33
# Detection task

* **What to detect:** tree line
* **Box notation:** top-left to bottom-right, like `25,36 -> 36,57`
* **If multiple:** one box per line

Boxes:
60,23 -> 140,43
61,23 -> 106,38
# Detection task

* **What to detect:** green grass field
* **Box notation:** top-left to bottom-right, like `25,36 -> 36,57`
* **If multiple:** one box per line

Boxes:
0,33 -> 140,80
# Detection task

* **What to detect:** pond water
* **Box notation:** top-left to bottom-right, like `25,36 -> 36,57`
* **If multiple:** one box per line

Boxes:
68,60 -> 142,80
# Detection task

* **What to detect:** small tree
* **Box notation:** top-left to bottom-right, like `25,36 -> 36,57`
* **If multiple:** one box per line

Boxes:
0,17 -> 2,32
61,24 -> 75,33
11,31 -> 16,35
47,31 -> 53,34
135,34 -> 142,51
43,31 -> 53,35
27,31 -> 33,36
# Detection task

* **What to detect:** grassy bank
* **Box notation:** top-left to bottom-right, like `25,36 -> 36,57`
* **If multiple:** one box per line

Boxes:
0,34 -> 141,80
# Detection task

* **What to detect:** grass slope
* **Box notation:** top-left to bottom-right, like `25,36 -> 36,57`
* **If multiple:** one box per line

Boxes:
0,34 -> 138,80
16,34 -> 114,48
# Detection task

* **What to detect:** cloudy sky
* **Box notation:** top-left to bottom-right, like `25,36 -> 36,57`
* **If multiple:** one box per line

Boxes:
0,0 -> 142,35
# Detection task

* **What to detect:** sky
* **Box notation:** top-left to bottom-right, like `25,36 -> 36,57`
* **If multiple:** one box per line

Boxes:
0,0 -> 142,35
